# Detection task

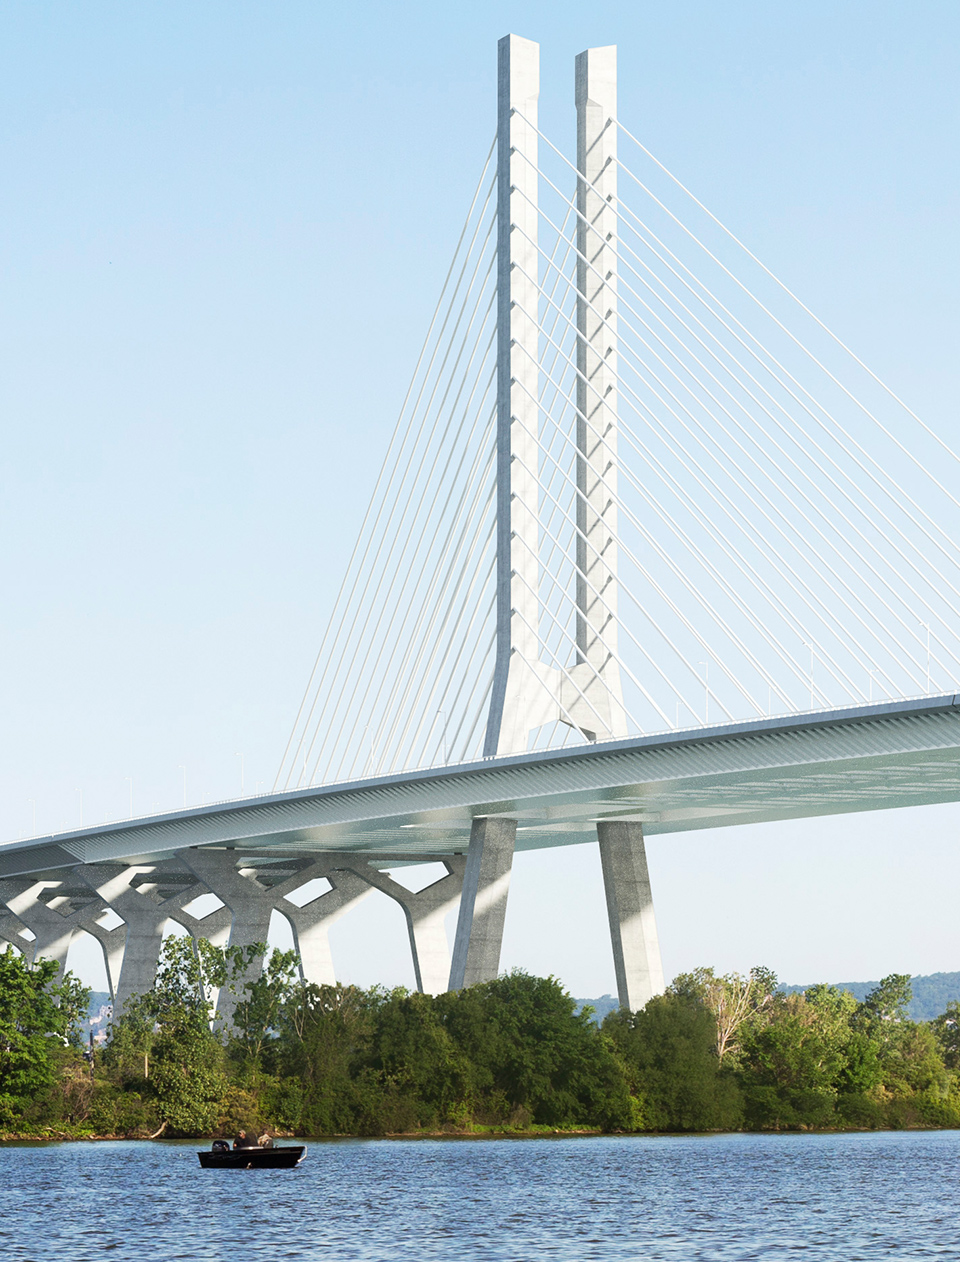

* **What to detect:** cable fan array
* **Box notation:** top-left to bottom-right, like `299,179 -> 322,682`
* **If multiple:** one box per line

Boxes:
276,145 -> 499,789
276,118 -> 960,791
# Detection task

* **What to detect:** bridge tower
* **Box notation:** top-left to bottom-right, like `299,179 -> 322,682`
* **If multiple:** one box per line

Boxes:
485,38 -> 628,760
0,36 -> 668,1019
459,36 -> 663,1010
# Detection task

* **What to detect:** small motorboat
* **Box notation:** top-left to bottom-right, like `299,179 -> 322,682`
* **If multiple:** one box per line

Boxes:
197,1140 -> 306,1169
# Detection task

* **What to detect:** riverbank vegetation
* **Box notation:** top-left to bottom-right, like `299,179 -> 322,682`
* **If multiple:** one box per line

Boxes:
2,940 -> 959,1138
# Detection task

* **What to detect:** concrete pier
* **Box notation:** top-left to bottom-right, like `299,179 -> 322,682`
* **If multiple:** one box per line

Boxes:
0,876 -> 101,978
77,860 -> 232,1017
0,902 -> 34,957
340,856 -> 466,994
178,849 -> 286,1019
449,817 -> 517,989
283,864 -> 372,987
178,849 -> 378,1012
597,820 -> 664,1011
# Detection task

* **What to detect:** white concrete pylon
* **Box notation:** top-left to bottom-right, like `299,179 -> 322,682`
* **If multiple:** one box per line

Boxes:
177,848 -> 281,1021
283,866 -> 372,987
597,820 -> 664,1010
80,914 -> 126,1003
485,34 -> 548,758
178,849 -> 374,1015
0,904 -> 33,956
449,816 -> 516,989
484,38 -> 627,758
562,45 -> 628,742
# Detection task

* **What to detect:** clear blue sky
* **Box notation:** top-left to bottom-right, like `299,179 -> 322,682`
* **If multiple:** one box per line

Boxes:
1,1 -> 959,994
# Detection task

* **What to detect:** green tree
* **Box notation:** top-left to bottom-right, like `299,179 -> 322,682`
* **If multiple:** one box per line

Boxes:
668,966 -> 777,1063
857,974 -> 913,1029
108,936 -> 232,1136
738,991 -> 850,1128
366,988 -> 470,1129
0,948 -> 90,1126
852,974 -> 947,1104
796,987 -> 883,1100
229,947 -> 300,1065
604,993 -> 742,1131
931,1001 -> 960,1070
440,972 -> 633,1130
273,981 -> 381,1134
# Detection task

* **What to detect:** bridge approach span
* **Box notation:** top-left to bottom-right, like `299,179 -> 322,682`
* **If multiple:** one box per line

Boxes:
1,695 -> 958,1015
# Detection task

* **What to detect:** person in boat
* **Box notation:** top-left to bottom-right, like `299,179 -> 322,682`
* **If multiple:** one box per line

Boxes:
258,1132 -> 274,1148
233,1129 -> 258,1149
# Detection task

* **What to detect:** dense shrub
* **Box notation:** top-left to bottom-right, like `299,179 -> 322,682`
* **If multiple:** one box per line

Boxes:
3,939 -> 960,1139
0,948 -> 89,1128
604,995 -> 742,1131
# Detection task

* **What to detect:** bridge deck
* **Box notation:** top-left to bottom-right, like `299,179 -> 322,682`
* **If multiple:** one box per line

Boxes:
2,695 -> 960,878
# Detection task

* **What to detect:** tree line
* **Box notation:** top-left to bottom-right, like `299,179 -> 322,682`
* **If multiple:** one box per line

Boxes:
1,940 -> 959,1138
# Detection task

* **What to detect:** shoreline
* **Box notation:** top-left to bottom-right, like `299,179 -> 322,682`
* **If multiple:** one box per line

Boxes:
3,1122 -> 956,1144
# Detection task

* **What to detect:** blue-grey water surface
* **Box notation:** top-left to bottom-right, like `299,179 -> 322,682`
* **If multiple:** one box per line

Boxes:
1,1131 -> 958,1260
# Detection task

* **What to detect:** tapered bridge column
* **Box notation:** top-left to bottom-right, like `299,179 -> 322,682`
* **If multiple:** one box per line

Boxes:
341,856 -> 467,994
598,820 -> 664,1011
484,33 -> 544,757
178,849 -> 289,1021
284,867 -> 372,987
563,44 -> 627,741
449,817 -> 517,990
0,903 -> 33,957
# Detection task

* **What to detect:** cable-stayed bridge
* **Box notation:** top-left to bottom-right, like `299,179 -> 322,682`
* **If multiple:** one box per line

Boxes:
3,35 -> 960,1016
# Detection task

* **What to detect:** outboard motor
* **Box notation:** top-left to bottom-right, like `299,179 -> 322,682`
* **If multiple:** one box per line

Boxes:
211,1140 -> 230,1154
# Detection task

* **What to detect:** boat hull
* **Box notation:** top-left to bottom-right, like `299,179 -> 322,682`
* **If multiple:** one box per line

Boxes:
197,1146 -> 306,1169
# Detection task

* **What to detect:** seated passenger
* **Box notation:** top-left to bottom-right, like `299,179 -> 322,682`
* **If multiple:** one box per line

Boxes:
258,1132 -> 274,1149
233,1129 -> 257,1149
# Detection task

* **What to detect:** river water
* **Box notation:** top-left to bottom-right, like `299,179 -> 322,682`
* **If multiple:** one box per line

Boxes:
1,1131 -> 957,1260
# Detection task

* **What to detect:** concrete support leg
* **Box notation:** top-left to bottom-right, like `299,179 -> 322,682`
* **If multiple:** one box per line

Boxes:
79,861 -> 229,1018
178,849 -> 376,1019
81,917 -> 126,1003
177,849 -> 273,1022
109,901 -> 166,1016
284,869 -> 372,987
178,849 -> 274,949
0,902 -> 37,959
78,870 -> 151,1015
449,817 -> 516,990
0,876 -> 100,979
341,857 -> 466,994
597,820 -> 664,1011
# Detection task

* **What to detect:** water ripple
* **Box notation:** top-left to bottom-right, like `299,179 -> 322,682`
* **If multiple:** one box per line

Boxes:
1,1131 -> 958,1260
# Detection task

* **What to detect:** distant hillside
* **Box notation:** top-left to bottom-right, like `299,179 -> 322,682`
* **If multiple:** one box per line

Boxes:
780,972 -> 960,1022
87,990 -> 111,1014
577,972 -> 960,1024
576,995 -> 620,1023
81,990 -> 112,1040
